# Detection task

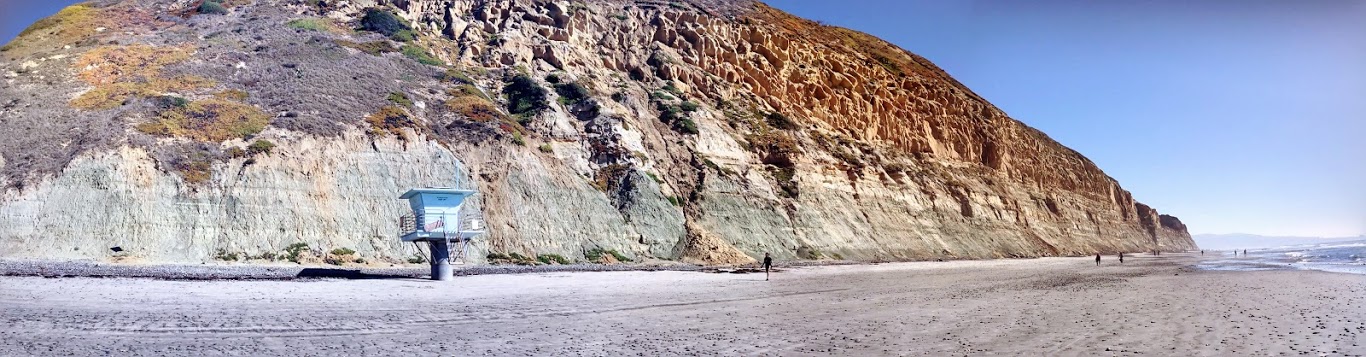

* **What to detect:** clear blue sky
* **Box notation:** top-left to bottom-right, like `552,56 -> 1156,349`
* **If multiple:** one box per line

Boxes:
767,0 -> 1365,237
2,0 -> 1363,237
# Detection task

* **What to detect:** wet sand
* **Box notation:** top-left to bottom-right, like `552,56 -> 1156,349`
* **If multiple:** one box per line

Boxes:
1,253 -> 1363,356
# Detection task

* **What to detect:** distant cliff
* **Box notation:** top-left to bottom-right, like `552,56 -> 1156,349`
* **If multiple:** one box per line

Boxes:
0,0 -> 1194,265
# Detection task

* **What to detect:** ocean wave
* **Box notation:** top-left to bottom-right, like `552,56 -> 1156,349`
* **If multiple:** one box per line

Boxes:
1200,244 -> 1366,275
1316,242 -> 1366,249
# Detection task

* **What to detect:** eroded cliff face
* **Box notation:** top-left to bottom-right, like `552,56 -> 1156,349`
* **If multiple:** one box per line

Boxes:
0,0 -> 1193,264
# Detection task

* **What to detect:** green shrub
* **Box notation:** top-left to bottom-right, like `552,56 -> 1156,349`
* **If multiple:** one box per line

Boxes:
502,74 -> 549,117
646,172 -> 662,183
656,102 -> 682,123
198,1 -> 228,15
502,252 -> 536,265
702,157 -> 722,172
511,132 -> 525,146
387,92 -> 413,107
679,101 -> 699,113
407,255 -> 427,264
334,39 -> 396,55
767,112 -> 797,130
359,8 -> 409,37
284,242 -> 310,263
667,196 -> 681,206
662,82 -> 684,98
330,248 -> 356,256
441,69 -> 474,84
390,29 -> 415,42
400,45 -> 441,66
254,252 -> 277,261
676,118 -> 698,134
536,254 -> 570,265
286,18 -> 328,31
489,252 -> 544,265
553,82 -> 590,105
611,92 -> 626,102
585,248 -> 632,263
544,74 -> 561,83
769,166 -> 799,198
159,95 -> 189,108
538,143 -> 553,153
247,140 -> 275,155
214,249 -> 239,261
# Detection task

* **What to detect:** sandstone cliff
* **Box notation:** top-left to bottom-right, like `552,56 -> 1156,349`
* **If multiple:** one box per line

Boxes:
0,0 -> 1194,265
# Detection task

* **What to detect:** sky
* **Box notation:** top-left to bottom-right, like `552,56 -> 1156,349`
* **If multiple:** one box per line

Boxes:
0,1 -> 74,43
2,0 -> 1363,237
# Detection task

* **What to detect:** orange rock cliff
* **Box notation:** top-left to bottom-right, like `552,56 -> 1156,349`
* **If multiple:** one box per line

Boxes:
0,0 -> 1194,264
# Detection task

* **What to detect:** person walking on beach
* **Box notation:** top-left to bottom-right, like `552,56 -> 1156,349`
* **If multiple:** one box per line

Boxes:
1118,252 -> 1124,264
1095,253 -> 1101,266
763,253 -> 773,281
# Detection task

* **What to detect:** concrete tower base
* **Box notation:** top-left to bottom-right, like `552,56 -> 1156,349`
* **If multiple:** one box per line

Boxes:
429,240 -> 453,281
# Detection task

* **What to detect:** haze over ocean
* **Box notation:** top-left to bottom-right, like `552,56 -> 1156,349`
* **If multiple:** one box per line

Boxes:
4,0 -> 1363,237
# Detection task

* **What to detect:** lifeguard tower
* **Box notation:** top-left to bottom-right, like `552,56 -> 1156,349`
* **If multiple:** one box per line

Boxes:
398,187 -> 485,281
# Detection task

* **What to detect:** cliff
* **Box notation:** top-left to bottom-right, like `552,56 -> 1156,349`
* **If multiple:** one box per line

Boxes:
0,0 -> 1194,265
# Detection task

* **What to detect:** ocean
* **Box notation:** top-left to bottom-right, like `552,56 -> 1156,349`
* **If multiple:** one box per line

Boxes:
1195,240 -> 1366,275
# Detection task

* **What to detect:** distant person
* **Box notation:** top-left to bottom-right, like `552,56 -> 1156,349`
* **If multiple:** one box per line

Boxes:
1243,249 -> 1247,256
763,253 -> 773,281
1118,252 -> 1124,264
1095,253 -> 1101,266
1201,250 -> 1204,256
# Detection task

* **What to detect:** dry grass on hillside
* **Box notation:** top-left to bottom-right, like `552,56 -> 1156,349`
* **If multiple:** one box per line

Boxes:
365,105 -> 417,141
70,44 -> 215,110
136,98 -> 271,142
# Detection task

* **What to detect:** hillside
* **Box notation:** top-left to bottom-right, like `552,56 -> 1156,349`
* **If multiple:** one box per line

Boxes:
0,0 -> 1194,265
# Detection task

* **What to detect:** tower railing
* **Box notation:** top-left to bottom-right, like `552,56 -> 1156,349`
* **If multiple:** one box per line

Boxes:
397,211 -> 485,238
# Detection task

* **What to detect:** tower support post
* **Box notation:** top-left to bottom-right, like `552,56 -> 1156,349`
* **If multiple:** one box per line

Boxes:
429,240 -> 453,281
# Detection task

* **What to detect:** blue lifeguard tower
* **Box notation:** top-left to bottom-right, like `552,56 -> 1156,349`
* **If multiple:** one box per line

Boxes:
399,187 -> 485,281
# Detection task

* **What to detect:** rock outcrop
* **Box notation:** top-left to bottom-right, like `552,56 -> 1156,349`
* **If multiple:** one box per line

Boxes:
0,0 -> 1194,265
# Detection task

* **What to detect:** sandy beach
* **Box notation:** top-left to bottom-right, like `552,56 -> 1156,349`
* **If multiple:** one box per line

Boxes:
1,253 -> 1363,356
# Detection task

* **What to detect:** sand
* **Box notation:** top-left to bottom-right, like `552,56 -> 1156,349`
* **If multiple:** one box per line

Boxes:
1,253 -> 1363,356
